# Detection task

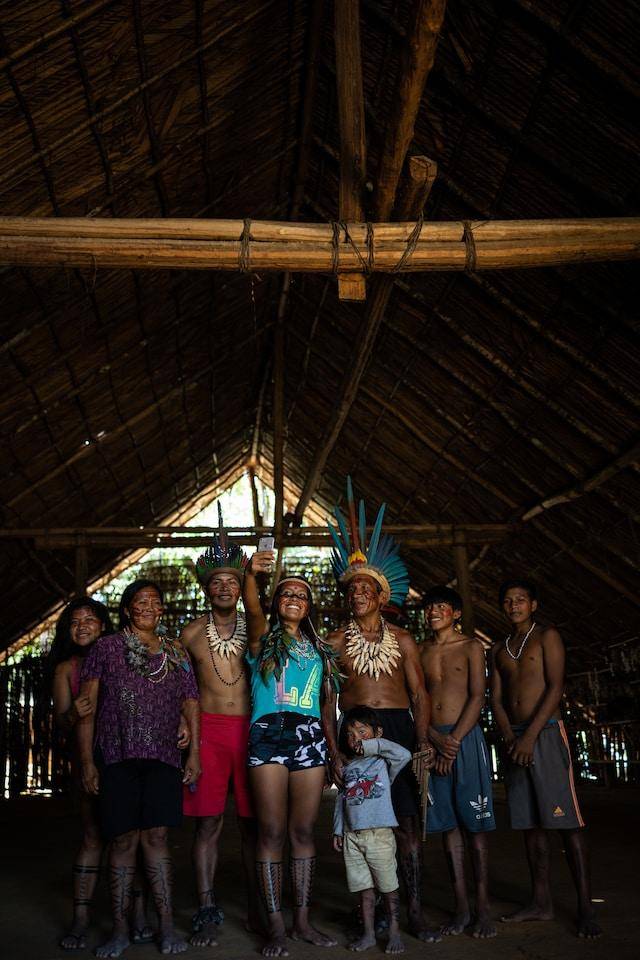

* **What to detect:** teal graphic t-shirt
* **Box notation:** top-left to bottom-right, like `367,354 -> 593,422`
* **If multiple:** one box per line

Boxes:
246,640 -> 323,725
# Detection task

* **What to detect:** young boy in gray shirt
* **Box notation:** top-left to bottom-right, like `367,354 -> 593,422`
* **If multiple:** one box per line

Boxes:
333,706 -> 411,954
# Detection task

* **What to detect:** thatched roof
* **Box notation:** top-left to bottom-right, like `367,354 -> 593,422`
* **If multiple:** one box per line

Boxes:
1,0 -> 638,661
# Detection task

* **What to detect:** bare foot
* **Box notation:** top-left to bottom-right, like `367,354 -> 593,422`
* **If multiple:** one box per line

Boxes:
348,932 -> 376,951
408,915 -> 442,943
472,914 -> 497,939
500,903 -> 553,923
262,934 -> 289,957
385,932 -> 405,954
291,924 -> 337,947
440,911 -> 470,936
190,923 -> 218,948
95,933 -> 130,958
158,932 -> 188,954
577,913 -> 602,939
60,925 -> 88,950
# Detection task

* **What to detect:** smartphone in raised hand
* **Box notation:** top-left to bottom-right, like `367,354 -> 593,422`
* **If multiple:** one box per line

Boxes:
257,535 -> 275,552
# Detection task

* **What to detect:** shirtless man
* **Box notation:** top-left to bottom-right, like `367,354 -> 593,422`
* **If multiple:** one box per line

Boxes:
420,586 -> 496,939
180,531 -> 257,946
490,578 -> 602,939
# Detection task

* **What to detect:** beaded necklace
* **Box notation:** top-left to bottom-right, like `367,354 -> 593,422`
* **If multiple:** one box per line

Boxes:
505,621 -> 537,660
124,627 -> 185,683
206,612 -> 247,687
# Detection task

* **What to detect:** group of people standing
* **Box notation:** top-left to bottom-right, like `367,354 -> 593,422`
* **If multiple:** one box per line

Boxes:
49,485 -> 602,958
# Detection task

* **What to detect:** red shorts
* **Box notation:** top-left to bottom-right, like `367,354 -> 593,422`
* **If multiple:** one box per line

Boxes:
183,713 -> 253,818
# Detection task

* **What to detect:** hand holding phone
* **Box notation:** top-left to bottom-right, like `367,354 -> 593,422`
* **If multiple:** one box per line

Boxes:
251,537 -> 275,575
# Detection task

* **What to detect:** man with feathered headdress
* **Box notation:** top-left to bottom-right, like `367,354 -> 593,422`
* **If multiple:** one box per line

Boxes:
325,479 -> 440,943
179,505 -> 258,944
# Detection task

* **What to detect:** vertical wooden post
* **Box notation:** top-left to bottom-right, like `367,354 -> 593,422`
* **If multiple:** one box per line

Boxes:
334,0 -> 367,301
453,529 -> 475,636
248,465 -> 263,529
75,537 -> 88,597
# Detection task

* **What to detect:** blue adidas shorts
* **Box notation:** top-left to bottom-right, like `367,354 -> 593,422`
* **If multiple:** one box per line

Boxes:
427,723 -> 496,834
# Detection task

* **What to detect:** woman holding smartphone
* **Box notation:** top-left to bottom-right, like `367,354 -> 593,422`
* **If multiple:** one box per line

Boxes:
243,551 -> 341,958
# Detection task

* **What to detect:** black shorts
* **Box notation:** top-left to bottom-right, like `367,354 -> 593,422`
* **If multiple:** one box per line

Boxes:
506,721 -> 585,830
248,712 -> 327,771
98,758 -> 183,841
375,708 -> 420,819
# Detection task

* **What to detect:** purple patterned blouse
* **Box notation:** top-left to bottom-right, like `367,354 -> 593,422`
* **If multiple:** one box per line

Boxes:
81,632 -> 199,768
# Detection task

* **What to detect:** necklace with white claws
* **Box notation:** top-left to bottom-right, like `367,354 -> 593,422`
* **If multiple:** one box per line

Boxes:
206,611 -> 247,659
345,617 -> 401,680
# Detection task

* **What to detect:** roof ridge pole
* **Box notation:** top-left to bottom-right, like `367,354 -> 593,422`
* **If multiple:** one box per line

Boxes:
334,0 -> 368,301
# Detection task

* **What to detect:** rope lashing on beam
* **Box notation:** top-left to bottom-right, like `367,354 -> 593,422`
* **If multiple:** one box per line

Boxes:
463,219 -> 477,273
391,214 -> 425,273
239,217 -> 252,272
330,220 -> 375,275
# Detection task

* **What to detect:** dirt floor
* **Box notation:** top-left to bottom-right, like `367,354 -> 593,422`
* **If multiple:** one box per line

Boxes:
1,783 -> 638,960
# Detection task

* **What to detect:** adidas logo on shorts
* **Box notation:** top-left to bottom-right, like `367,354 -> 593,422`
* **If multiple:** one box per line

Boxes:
470,794 -> 492,819
553,805 -> 565,817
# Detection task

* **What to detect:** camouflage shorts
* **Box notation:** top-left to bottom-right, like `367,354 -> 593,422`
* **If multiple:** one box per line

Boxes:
248,712 -> 327,771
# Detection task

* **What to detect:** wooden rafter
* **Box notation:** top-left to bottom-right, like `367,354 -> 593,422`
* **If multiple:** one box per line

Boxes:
293,156 -> 437,522
374,0 -> 447,220
285,321 -> 640,606
521,437 -> 640,522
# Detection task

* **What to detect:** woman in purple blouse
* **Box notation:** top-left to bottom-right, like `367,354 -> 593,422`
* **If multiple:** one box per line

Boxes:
77,579 -> 200,958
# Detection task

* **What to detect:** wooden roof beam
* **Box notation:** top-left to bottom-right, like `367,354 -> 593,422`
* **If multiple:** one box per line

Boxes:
521,437 -> 640,522
334,0 -> 368,301
286,322 -> 640,606
374,0 -> 447,221
2,217 -> 638,272
293,156 -> 437,522
0,0 -> 118,71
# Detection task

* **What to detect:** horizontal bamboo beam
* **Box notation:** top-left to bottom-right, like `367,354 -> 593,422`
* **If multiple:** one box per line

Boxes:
2,216 -> 636,243
0,523 -> 511,537
30,535 -> 507,549
0,217 -> 637,273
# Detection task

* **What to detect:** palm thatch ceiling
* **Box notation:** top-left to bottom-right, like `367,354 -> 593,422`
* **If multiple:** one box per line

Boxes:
0,0 -> 638,662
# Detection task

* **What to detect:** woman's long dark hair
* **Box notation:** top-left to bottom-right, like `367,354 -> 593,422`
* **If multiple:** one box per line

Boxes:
48,597 -> 113,669
118,579 -> 164,630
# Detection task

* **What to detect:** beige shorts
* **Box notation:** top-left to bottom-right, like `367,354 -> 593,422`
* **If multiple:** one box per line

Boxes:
343,827 -> 398,894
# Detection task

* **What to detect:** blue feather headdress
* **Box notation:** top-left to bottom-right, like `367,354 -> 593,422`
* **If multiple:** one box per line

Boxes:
195,503 -> 248,587
327,477 -> 410,607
